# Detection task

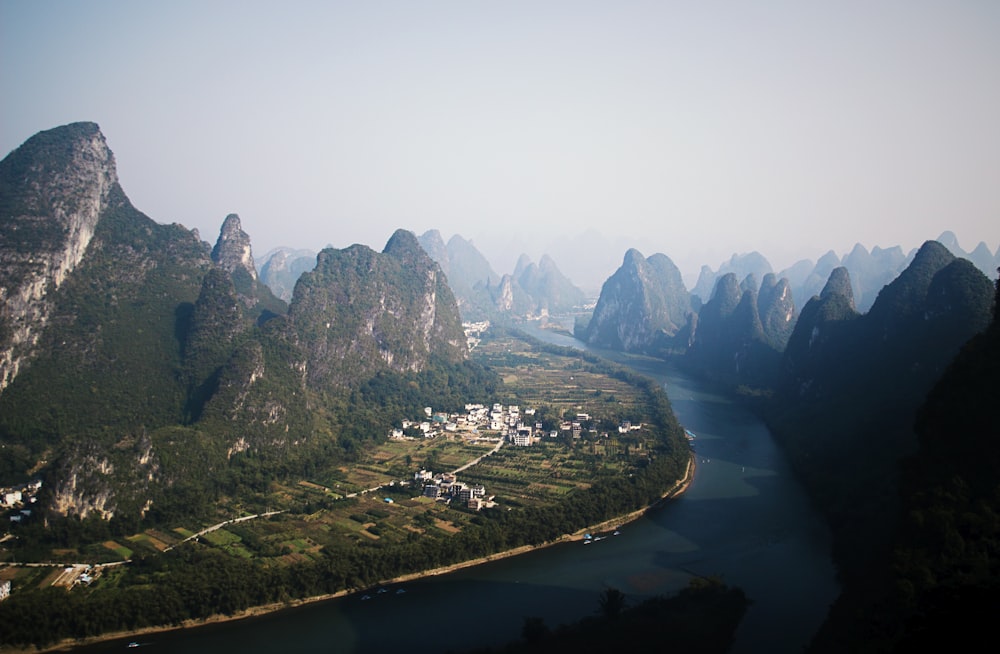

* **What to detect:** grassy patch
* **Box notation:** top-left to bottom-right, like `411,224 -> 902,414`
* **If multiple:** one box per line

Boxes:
102,541 -> 133,559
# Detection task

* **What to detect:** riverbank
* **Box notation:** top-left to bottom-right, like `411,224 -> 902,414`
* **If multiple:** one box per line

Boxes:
17,454 -> 695,654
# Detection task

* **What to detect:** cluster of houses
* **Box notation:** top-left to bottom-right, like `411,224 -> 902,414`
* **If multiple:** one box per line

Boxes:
462,320 -> 490,350
2,479 -> 42,524
389,402 -> 544,445
390,404 -> 645,447
413,470 -> 494,511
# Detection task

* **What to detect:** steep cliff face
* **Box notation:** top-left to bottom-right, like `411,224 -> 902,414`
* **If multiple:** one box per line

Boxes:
492,273 -> 520,313
212,213 -> 257,280
581,249 -> 691,352
684,272 -> 781,383
288,229 -> 467,392
0,124 -> 485,522
417,231 -> 500,321
210,214 -> 286,318
417,229 -> 450,273
0,123 -> 217,517
0,122 -> 117,393
781,267 -> 861,399
758,273 -> 796,350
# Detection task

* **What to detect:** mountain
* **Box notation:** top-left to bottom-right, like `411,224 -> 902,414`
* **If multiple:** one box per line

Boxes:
769,242 -> 995,629
257,246 -> 317,302
0,123 -> 217,515
885,272 -> 1000,649
0,122 -> 122,394
417,232 -> 586,321
417,231 -> 499,321
805,256 -> 1000,652
691,251 -> 773,303
779,245 -> 911,314
780,267 -> 860,399
211,213 -> 286,319
757,273 -> 796,351
683,271 -> 791,385
510,253 -> 587,315
781,241 -> 992,419
839,243 -> 909,312
937,229 -> 1000,279
287,229 -> 467,393
0,123 -> 479,520
578,249 -> 691,352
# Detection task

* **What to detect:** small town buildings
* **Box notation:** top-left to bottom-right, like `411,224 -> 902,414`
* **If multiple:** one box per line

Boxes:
512,429 -> 533,447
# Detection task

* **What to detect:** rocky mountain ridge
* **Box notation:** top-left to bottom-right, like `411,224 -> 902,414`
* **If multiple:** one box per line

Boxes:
0,122 -> 118,393
0,122 -> 474,519
578,249 -> 692,352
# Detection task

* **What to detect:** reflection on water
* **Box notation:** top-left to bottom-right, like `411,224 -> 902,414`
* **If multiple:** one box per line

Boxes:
79,323 -> 837,654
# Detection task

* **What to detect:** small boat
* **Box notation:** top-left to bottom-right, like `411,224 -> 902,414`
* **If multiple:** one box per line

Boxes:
377,587 -> 387,594
361,595 -> 371,601
396,588 -> 406,594
127,644 -> 140,649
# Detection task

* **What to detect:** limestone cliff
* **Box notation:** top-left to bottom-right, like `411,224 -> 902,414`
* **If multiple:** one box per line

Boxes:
212,213 -> 257,281
210,213 -> 286,318
758,273 -> 796,350
417,230 -> 499,321
580,249 -> 691,352
0,122 -> 117,393
288,229 -> 467,392
0,123 -> 485,522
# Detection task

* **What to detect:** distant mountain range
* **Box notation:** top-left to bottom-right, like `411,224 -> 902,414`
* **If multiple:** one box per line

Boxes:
692,236 -> 998,314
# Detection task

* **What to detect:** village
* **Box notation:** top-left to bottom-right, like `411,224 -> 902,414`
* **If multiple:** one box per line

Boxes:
1,479 -> 44,602
1,478 -> 42,526
389,400 -> 644,512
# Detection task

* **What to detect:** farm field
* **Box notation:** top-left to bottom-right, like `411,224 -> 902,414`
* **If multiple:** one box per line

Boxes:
15,328 -> 677,584
169,329 -> 665,558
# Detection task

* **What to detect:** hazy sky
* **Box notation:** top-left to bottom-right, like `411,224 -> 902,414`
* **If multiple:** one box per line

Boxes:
3,1 -> 999,285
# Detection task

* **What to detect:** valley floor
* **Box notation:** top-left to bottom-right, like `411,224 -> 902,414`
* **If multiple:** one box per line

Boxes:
11,455 -> 695,654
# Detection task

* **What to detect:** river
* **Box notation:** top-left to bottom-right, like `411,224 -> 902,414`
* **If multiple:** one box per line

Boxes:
81,325 -> 838,653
